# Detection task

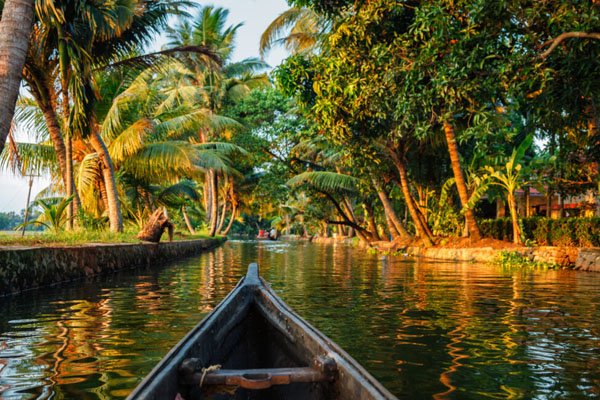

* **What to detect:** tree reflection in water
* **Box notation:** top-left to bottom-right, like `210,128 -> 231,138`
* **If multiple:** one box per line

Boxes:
0,241 -> 599,399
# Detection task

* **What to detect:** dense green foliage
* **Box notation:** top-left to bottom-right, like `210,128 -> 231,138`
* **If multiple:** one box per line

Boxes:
481,217 -> 600,247
0,211 -> 22,230
0,0 -> 598,244
271,0 -> 599,244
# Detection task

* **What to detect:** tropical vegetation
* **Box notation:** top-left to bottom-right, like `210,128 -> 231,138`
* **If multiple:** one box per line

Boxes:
0,0 -> 598,246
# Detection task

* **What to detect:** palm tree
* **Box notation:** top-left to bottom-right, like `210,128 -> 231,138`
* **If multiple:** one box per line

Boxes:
259,6 -> 328,58
443,121 -> 482,241
20,195 -> 75,233
484,134 -> 534,245
165,6 -> 269,236
85,63 -> 244,229
24,0 -> 191,232
0,0 -> 35,156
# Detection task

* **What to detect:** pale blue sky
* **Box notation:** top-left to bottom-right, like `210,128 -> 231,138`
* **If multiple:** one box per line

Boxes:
0,0 -> 289,212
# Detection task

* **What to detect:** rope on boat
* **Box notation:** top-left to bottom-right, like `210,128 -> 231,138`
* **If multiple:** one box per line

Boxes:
199,364 -> 222,388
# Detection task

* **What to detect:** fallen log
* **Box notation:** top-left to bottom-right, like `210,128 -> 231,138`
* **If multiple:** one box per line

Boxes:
137,208 -> 174,243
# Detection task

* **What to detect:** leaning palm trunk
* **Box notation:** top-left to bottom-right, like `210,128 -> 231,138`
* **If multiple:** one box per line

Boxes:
389,150 -> 434,246
0,0 -> 34,155
443,121 -> 481,241
216,201 -> 227,234
89,129 -> 123,232
65,133 -> 75,229
373,180 -> 411,240
221,202 -> 237,236
204,172 -> 211,223
30,85 -> 68,185
182,206 -> 196,235
364,203 -> 381,241
382,208 -> 400,241
341,197 -> 373,242
208,170 -> 219,236
412,191 -> 434,239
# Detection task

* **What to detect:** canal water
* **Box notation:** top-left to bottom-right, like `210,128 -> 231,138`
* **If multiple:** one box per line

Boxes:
1,240 -> 599,399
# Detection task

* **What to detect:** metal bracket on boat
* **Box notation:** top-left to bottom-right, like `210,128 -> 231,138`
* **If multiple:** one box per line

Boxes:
180,356 -> 337,390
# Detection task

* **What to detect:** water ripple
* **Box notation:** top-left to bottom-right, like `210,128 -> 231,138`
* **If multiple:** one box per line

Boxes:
1,242 -> 600,399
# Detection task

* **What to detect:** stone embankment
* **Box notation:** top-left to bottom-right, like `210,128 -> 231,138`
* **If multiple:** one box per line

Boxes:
308,236 -> 600,272
0,238 -> 226,296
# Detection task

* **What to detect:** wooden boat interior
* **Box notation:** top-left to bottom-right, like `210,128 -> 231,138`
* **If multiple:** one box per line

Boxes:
128,263 -> 395,400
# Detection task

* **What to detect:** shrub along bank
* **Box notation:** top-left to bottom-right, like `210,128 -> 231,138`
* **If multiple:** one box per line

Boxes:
480,217 -> 600,247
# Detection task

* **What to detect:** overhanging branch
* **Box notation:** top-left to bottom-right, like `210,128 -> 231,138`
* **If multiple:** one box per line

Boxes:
539,32 -> 600,59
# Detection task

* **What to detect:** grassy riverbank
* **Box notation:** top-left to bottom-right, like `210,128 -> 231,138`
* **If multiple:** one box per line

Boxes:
0,229 -> 214,247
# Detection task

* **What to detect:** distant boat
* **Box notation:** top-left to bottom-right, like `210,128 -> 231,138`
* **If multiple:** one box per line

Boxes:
127,263 -> 397,400
255,235 -> 277,241
256,229 -> 278,240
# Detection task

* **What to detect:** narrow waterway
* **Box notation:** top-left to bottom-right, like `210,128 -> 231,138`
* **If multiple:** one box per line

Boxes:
1,240 -> 599,399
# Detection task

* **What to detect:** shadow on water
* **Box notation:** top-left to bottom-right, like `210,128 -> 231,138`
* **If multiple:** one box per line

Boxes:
1,240 -> 600,399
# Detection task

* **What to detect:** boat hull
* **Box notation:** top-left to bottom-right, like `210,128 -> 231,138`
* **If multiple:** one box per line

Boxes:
128,263 -> 396,400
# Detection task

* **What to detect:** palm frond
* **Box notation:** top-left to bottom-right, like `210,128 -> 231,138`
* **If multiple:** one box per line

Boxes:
14,97 -> 50,142
287,171 -> 360,193
157,180 -> 200,204
194,142 -> 248,156
0,140 -> 56,176
108,118 -> 154,164
123,141 -> 201,182
260,7 -> 305,58
223,58 -> 269,77
77,153 -> 103,214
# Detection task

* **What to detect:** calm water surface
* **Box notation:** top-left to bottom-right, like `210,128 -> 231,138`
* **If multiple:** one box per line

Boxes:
1,240 -> 600,399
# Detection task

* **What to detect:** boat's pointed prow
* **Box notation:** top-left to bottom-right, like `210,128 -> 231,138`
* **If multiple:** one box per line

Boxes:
245,262 -> 261,286
127,261 -> 398,400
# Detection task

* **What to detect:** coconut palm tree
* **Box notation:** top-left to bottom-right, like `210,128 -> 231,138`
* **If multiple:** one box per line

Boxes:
164,5 -> 269,236
81,63 -> 244,229
0,0 -> 35,155
16,0 -> 193,232
259,6 -> 328,58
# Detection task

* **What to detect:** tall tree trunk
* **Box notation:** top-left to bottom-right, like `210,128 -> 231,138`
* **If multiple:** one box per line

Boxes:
364,203 -> 381,241
373,179 -> 411,240
27,74 -> 80,216
98,175 -> 109,213
26,76 -> 70,187
208,171 -> 218,236
507,192 -> 521,244
384,211 -> 400,241
559,193 -> 564,218
389,150 -> 434,246
216,200 -> 227,234
65,133 -> 75,229
222,202 -> 237,236
0,0 -> 34,155
182,206 -> 196,235
40,103 -> 68,184
57,27 -> 79,230
337,224 -> 344,238
340,196 -> 372,241
443,121 -> 481,241
203,172 -> 211,223
411,191 -> 435,239
89,129 -> 123,232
